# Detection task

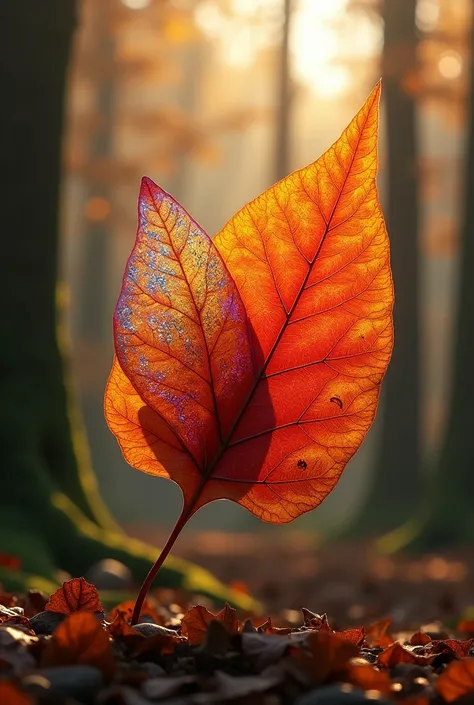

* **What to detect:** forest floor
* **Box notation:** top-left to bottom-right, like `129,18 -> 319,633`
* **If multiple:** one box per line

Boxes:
1,533 -> 474,704
129,528 -> 474,628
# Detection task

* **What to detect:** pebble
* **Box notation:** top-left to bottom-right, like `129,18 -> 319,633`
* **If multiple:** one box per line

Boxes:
85,559 -> 133,591
29,611 -> 66,635
133,622 -> 178,638
24,666 -> 103,702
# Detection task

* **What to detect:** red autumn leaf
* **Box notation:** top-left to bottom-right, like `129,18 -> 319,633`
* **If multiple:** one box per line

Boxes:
436,657 -> 474,702
131,632 -> 182,658
257,616 -> 293,635
346,662 -> 392,695
378,642 -> 435,668
365,617 -> 393,648
433,638 -> 473,658
104,85 -> 393,619
0,683 -> 33,705
410,631 -> 431,646
0,593 -> 17,608
105,82 -> 391,519
301,609 -> 332,631
291,630 -> 359,685
108,611 -> 143,640
41,611 -> 115,681
458,620 -> 474,636
181,603 -> 239,644
108,599 -> 162,625
45,577 -> 104,614
0,552 -> 21,571
336,627 -> 365,647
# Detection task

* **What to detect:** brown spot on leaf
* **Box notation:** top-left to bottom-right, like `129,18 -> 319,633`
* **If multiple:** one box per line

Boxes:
297,459 -> 307,470
330,396 -> 343,409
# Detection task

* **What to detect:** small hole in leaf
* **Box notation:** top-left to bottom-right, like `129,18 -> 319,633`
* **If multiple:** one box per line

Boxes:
330,396 -> 343,409
297,459 -> 307,470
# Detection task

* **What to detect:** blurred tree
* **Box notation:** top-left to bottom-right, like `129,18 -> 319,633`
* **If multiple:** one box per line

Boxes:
275,0 -> 292,181
338,0 -> 422,536
383,0 -> 474,551
0,0 -> 255,608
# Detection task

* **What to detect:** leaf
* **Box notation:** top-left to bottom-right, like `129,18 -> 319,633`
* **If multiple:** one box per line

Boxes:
181,603 -> 239,644
336,627 -> 365,646
378,642 -> 434,668
290,630 -> 359,686
346,662 -> 392,695
104,84 -> 393,616
410,631 -> 431,646
108,599 -> 162,625
432,638 -> 474,658
41,611 -> 116,681
45,577 -> 104,615
0,553 -> 21,571
436,657 -> 474,702
0,683 -> 32,705
458,620 -> 474,636
365,617 -> 393,648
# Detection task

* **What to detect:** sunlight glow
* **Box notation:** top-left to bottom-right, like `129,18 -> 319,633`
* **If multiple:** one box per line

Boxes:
195,0 -> 380,98
438,51 -> 463,80
121,0 -> 152,9
416,0 -> 440,32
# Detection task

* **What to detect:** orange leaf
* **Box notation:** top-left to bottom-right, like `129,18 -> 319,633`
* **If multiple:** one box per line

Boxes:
365,617 -> 393,648
378,642 -> 434,668
45,577 -> 104,614
181,603 -> 239,644
0,552 -> 21,571
104,85 -> 393,619
410,631 -> 431,646
0,683 -> 33,705
337,627 -> 365,647
41,611 -> 115,681
433,638 -> 473,658
346,662 -> 392,694
108,611 -> 142,639
291,630 -> 359,685
105,82 -> 392,524
458,620 -> 474,636
436,658 -> 474,702
108,599 -> 162,625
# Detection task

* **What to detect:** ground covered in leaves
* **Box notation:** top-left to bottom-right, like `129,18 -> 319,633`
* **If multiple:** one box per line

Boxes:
1,572 -> 474,705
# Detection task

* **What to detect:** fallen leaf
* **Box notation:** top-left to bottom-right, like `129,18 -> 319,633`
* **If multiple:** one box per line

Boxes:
0,553 -> 21,571
365,618 -> 393,648
291,630 -> 359,685
0,682 -> 32,705
45,577 -> 104,615
458,620 -> 474,636
410,631 -> 431,646
181,603 -> 239,645
337,627 -> 365,646
105,82 -> 393,537
378,642 -> 434,668
432,638 -> 473,658
108,611 -> 144,640
346,661 -> 392,694
131,631 -> 182,659
108,599 -> 162,625
302,610 -> 332,631
436,657 -> 474,702
41,611 -> 115,681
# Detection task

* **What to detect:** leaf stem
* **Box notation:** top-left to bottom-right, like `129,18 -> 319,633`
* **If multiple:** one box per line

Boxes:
131,476 -> 208,625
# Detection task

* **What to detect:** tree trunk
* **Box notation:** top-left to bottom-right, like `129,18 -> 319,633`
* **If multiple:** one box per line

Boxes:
0,0 -> 254,609
275,0 -> 292,182
397,0 -> 474,550
338,0 -> 422,536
